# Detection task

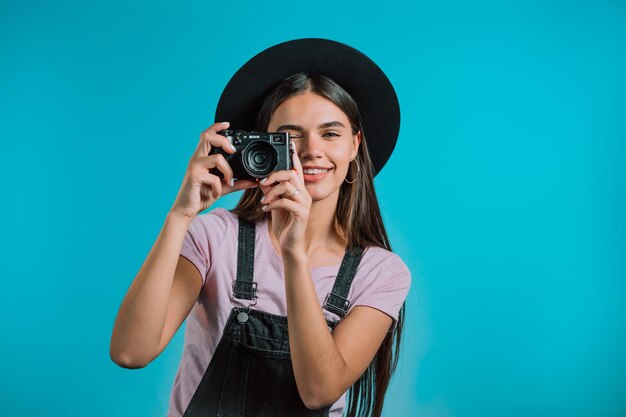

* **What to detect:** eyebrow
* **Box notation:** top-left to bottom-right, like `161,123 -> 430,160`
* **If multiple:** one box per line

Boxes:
275,121 -> 346,131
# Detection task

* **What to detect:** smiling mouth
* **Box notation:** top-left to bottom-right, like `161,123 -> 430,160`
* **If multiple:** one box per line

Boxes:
303,168 -> 330,175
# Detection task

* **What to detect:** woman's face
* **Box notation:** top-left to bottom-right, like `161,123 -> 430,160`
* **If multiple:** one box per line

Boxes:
267,91 -> 361,203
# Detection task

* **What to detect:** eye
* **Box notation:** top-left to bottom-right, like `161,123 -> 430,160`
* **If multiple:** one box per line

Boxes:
283,131 -> 301,138
323,132 -> 340,137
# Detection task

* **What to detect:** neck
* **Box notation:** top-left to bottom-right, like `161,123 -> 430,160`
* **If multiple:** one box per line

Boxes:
304,189 -> 342,251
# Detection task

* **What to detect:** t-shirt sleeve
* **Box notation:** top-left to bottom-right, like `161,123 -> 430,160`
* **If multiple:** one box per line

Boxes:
349,252 -> 411,332
179,208 -> 230,286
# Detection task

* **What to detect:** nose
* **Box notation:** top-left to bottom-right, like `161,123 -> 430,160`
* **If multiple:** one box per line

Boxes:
298,133 -> 323,162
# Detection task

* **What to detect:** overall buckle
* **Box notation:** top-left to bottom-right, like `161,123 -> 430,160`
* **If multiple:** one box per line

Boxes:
323,292 -> 351,317
232,281 -> 258,306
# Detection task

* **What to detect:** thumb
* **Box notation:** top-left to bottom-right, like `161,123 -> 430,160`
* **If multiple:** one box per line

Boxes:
226,179 -> 258,194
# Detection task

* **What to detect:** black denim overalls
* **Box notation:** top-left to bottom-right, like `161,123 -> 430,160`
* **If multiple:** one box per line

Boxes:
182,217 -> 364,417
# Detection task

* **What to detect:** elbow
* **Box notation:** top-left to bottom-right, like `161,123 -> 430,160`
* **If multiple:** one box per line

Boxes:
298,359 -> 347,410
299,383 -> 342,411
301,392 -> 338,411
109,347 -> 150,369
109,333 -> 159,369
302,397 -> 325,412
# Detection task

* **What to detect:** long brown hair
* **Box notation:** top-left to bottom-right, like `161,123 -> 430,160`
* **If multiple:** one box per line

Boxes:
232,73 -> 406,417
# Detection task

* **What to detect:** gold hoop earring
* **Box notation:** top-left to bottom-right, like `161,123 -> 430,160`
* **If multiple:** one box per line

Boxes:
344,158 -> 360,184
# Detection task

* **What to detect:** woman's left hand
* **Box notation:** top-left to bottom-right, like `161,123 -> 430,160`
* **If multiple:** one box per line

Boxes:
260,142 -> 311,256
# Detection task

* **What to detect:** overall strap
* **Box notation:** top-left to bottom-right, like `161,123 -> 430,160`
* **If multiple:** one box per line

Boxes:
232,216 -> 258,302
323,246 -> 365,318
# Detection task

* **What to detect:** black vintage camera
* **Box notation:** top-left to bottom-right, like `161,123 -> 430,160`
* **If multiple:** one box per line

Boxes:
209,129 -> 293,181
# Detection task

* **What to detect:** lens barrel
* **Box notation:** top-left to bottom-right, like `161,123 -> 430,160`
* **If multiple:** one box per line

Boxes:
241,141 -> 278,178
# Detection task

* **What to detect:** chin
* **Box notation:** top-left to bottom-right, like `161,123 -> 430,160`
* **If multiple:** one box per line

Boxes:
306,184 -> 341,204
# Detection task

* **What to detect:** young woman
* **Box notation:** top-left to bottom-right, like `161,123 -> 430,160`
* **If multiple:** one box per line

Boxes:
110,39 -> 411,417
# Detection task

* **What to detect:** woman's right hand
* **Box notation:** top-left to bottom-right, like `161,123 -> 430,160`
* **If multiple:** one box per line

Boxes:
170,121 -> 258,221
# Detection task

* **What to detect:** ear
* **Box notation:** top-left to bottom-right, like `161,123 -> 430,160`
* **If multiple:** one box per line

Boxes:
351,130 -> 362,160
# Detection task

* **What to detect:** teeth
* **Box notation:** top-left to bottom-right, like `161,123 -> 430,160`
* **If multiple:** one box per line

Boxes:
303,169 -> 328,175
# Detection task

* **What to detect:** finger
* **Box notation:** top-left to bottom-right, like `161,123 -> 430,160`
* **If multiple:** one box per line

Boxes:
202,121 -> 230,136
290,141 -> 304,182
224,179 -> 258,194
197,171 -> 223,200
261,181 -> 299,205
259,169 -> 298,187
194,122 -> 236,158
195,154 -> 234,186
257,178 -> 284,198
258,174 -> 301,201
261,196 -> 304,215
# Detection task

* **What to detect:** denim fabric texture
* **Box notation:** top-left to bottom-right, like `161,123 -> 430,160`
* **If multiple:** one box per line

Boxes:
182,217 -> 363,417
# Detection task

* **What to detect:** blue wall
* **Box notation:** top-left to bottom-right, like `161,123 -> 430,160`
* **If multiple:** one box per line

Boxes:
1,1 -> 624,416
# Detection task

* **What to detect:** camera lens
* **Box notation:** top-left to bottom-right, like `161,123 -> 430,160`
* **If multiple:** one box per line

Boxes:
241,141 -> 278,178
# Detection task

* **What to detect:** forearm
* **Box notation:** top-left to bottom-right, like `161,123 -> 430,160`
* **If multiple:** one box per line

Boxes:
110,211 -> 193,367
284,252 -> 347,408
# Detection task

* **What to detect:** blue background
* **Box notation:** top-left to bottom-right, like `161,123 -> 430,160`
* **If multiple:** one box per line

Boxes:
1,0 -> 624,416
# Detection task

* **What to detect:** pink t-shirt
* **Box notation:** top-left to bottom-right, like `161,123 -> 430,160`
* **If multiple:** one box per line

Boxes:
167,208 -> 411,417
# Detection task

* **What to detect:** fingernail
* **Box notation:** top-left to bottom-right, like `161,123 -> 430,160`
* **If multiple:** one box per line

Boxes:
260,177 -> 267,184
221,121 -> 229,125
230,179 -> 234,187
229,144 -> 237,152
260,195 -> 265,203
261,204 -> 268,211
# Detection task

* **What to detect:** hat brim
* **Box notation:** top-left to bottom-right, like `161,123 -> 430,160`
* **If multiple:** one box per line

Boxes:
215,38 -> 400,176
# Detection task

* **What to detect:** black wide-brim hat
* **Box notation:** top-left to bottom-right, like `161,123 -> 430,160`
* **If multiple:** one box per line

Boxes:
214,38 -> 400,177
